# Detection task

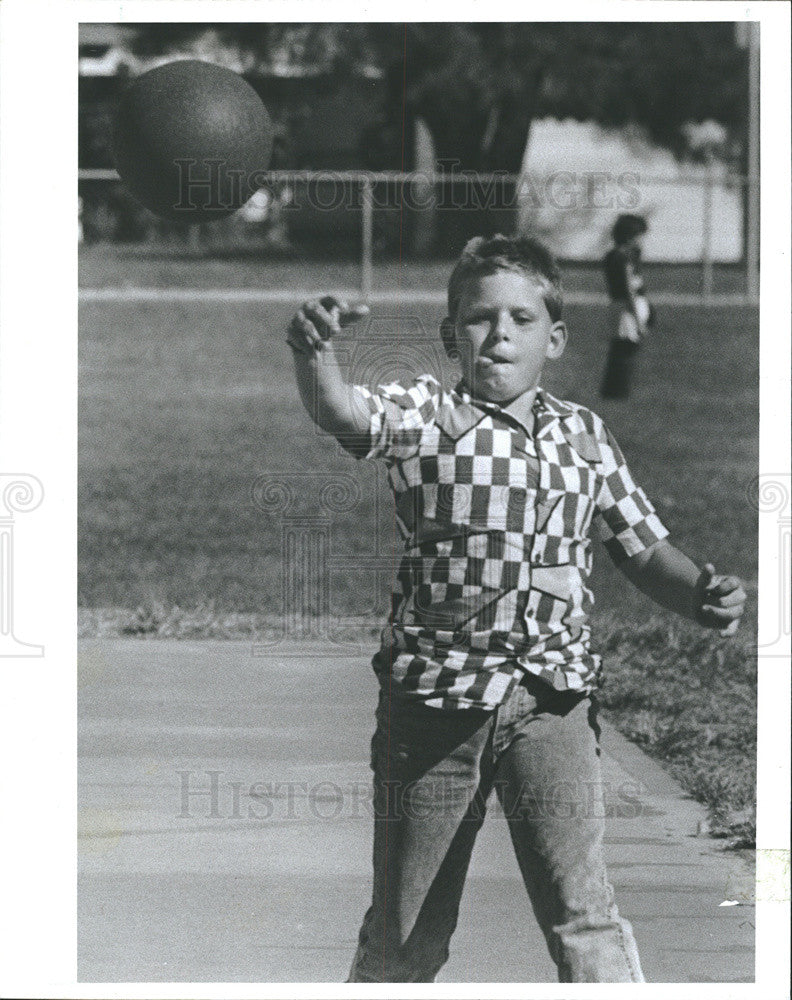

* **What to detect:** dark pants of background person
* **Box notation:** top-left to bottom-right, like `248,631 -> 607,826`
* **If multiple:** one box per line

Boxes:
601,338 -> 640,399
347,673 -> 645,983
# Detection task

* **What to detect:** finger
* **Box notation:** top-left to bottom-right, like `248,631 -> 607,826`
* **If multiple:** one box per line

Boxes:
303,301 -> 340,337
715,589 -> 746,608
696,563 -> 716,593
289,312 -> 323,351
289,308 -> 313,333
339,303 -> 371,327
319,294 -> 345,313
699,604 -> 742,625
316,297 -> 369,329
704,576 -> 741,598
318,296 -> 355,334
294,314 -> 329,348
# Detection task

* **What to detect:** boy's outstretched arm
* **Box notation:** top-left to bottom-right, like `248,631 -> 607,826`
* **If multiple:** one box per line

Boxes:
286,296 -> 371,441
619,539 -> 746,637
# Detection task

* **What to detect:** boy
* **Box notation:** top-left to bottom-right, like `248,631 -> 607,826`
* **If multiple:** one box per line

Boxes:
286,235 -> 745,983
601,213 -> 652,399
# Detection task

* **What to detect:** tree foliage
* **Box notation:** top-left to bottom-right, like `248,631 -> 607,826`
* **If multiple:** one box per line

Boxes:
126,22 -> 748,171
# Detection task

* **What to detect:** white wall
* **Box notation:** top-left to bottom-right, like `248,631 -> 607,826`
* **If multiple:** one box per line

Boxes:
519,118 -> 743,263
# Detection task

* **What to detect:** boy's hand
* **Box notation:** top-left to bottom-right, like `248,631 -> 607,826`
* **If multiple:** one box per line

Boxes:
695,563 -> 746,637
286,296 -> 369,355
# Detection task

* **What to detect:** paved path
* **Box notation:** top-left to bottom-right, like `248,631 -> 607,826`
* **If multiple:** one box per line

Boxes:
78,639 -> 754,984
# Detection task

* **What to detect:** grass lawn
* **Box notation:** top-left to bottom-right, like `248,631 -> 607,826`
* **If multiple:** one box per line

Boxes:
79,251 -> 759,842
80,242 -> 750,296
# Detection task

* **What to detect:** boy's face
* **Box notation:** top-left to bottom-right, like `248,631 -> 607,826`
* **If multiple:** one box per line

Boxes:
448,270 -> 567,404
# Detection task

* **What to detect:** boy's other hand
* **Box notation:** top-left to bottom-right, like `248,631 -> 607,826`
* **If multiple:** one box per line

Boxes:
287,296 -> 370,354
695,563 -> 746,637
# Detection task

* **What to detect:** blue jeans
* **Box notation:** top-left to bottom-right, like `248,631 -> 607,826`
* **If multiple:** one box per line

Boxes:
348,674 -> 645,983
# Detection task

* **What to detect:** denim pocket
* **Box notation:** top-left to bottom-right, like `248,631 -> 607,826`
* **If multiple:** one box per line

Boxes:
371,688 -> 491,782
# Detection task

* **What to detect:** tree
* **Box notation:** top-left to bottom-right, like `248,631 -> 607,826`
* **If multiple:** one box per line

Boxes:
124,22 -> 748,172
372,23 -> 747,171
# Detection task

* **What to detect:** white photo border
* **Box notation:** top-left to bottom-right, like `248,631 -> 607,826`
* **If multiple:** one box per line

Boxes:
0,1 -> 788,998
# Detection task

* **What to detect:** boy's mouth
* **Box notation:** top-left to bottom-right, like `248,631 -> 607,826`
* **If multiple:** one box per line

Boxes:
477,354 -> 512,366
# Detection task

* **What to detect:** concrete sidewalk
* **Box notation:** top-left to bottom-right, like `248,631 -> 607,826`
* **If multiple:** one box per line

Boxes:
78,639 -> 755,984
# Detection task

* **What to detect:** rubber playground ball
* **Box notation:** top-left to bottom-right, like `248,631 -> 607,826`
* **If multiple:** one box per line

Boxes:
112,59 -> 273,223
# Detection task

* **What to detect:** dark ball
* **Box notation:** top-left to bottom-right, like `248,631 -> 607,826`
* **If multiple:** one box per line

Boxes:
112,59 -> 273,223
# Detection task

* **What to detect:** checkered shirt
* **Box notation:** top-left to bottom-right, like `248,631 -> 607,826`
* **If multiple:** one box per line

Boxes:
353,375 -> 669,710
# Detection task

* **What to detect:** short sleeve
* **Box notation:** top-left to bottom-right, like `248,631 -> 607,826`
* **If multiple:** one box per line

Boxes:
592,417 -> 669,563
350,374 -> 443,461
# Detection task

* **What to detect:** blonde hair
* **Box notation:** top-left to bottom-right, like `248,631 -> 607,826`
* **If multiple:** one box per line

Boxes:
446,234 -> 563,325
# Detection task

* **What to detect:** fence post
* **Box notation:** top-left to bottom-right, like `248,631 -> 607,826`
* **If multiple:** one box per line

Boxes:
361,174 -> 373,301
701,163 -> 714,304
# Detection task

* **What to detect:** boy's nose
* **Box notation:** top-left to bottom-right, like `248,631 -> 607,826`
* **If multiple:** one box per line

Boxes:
492,312 -> 512,338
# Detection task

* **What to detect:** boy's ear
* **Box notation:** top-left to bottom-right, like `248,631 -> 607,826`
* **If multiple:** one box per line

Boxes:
440,317 -> 459,360
546,320 -> 567,360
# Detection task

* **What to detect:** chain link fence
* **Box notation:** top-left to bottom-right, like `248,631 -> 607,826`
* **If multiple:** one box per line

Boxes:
79,168 -> 758,303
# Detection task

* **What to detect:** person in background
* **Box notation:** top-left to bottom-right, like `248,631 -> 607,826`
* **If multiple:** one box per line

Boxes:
600,213 -> 653,400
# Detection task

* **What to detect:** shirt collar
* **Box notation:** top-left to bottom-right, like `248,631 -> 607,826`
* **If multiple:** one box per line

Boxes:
438,382 -> 573,437
436,382 -> 600,461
